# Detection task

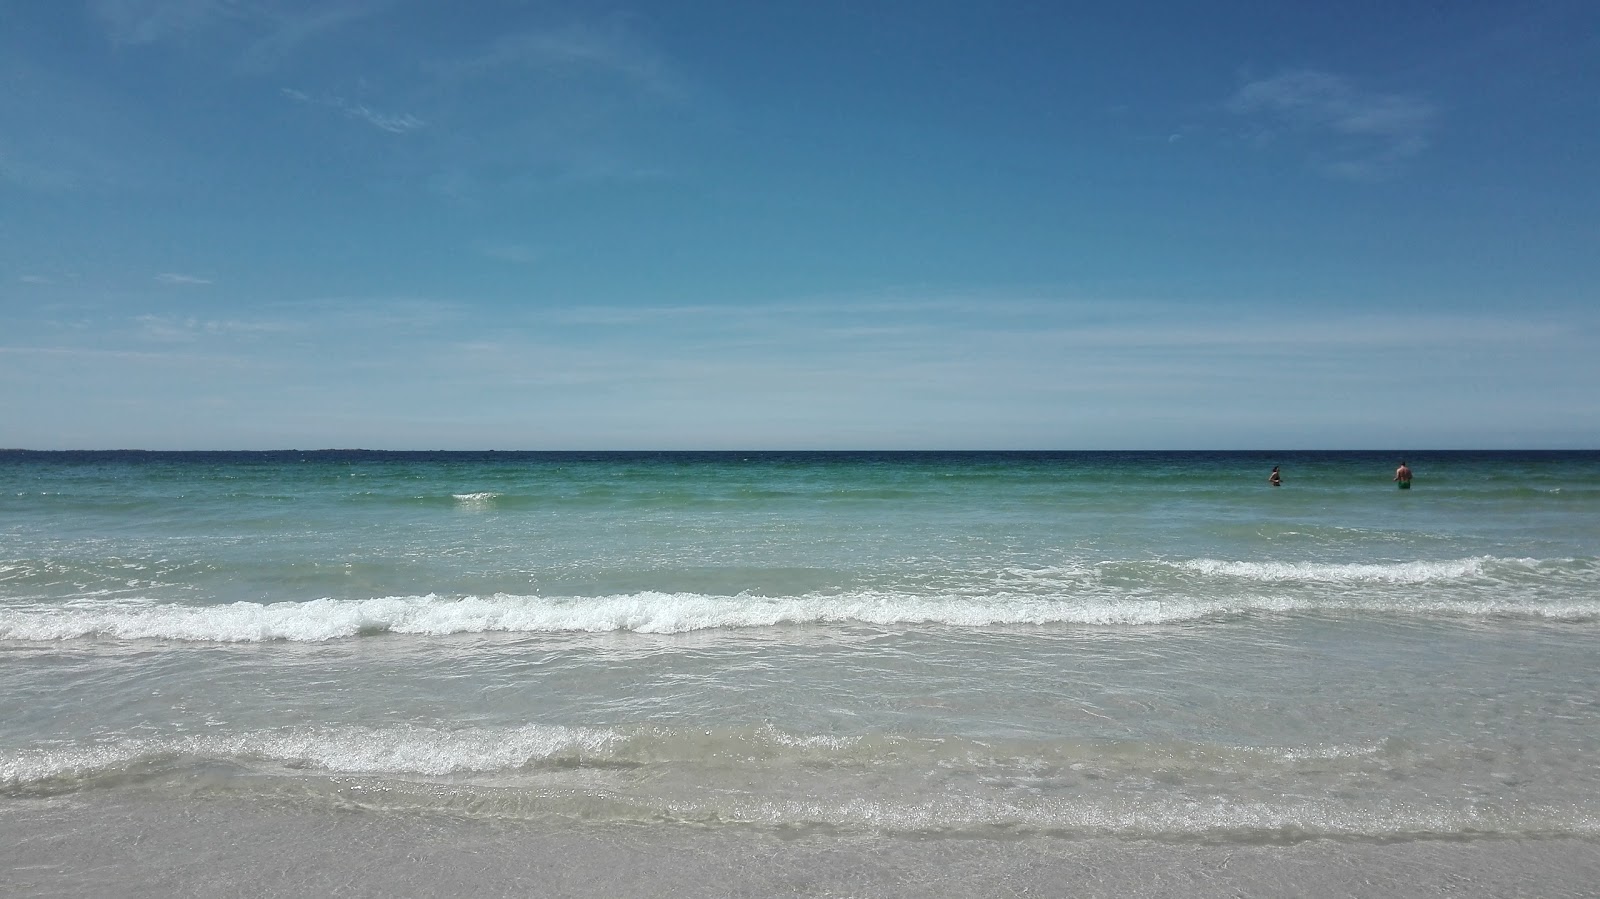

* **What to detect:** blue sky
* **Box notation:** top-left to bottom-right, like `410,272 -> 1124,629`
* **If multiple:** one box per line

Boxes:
2,0 -> 1596,449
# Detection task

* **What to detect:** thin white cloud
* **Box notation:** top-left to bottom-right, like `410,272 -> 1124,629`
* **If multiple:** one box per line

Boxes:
347,104 -> 423,134
0,345 -> 195,362
507,294 -> 1578,369
395,302 -> 1587,446
281,88 -> 424,134
404,18 -> 693,196
445,21 -> 687,100
1227,69 -> 1434,180
19,275 -> 54,284
263,296 -> 466,335
136,314 -> 201,342
88,0 -> 235,46
89,0 -> 385,70
156,272 -> 213,285
236,2 -> 391,74
135,314 -> 299,341
8,286 -> 1591,449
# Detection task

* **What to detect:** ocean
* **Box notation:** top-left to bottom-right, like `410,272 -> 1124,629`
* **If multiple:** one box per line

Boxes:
3,450 -> 1598,897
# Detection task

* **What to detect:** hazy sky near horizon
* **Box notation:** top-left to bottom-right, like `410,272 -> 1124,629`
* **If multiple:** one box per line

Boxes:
3,1 -> 1596,449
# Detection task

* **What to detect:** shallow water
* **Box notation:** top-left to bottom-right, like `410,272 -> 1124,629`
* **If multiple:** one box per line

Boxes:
3,451 -> 1598,877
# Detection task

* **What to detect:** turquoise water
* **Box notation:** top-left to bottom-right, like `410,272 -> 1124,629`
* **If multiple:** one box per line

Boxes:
2,450 -> 1599,845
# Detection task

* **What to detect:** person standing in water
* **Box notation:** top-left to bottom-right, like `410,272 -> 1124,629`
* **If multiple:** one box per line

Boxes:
1394,460 -> 1412,489
1268,466 -> 1282,487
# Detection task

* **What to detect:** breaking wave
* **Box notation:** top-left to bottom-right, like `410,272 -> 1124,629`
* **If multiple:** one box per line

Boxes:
1,554 -> 1596,644
6,725 -> 1596,841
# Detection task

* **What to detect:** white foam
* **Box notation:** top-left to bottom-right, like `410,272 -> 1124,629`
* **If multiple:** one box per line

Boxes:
675,793 -> 1600,839
0,724 -> 622,785
2,558 -> 1596,644
0,591 -> 1263,643
452,492 -> 500,504
1173,557 -> 1499,584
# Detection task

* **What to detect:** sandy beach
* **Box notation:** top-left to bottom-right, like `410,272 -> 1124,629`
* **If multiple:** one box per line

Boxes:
5,795 -> 1599,898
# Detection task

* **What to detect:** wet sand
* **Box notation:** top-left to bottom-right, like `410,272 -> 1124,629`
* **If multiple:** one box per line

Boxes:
5,796 -> 1598,898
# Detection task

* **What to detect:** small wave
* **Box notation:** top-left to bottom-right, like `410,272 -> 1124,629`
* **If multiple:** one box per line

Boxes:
1,724 -> 623,786
664,794 -> 1600,841
0,592 -> 1228,642
0,726 -> 1454,788
7,727 -> 1595,841
0,722 -> 877,789
2,582 -> 1599,644
1169,556 -> 1536,585
452,492 -> 500,504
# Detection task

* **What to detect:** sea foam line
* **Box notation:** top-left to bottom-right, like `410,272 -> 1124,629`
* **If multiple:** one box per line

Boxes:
1168,556 -> 1531,584
0,592 -> 1216,642
0,722 -> 875,788
8,728 -> 1599,840
1,581 -> 1597,644
664,794 -> 1600,840
1,724 -> 622,785
0,725 -> 1468,791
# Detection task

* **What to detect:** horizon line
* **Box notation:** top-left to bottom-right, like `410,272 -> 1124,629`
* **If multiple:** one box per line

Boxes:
3,447 -> 1594,455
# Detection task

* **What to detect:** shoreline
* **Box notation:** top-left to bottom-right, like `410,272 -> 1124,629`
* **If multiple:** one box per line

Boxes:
5,796 -> 1599,898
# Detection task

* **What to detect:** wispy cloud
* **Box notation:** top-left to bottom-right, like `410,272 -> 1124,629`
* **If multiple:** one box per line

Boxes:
8,287 -> 1590,449
236,2 -> 391,74
265,296 -> 466,334
19,275 -> 54,285
89,0 -> 385,70
1227,69 -> 1435,180
517,295 -> 1576,365
444,20 -> 687,100
135,313 -> 301,343
156,272 -> 213,285
401,18 -> 694,196
282,87 -> 424,134
392,298 -> 1589,450
88,0 -> 236,46
0,344 -> 202,363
